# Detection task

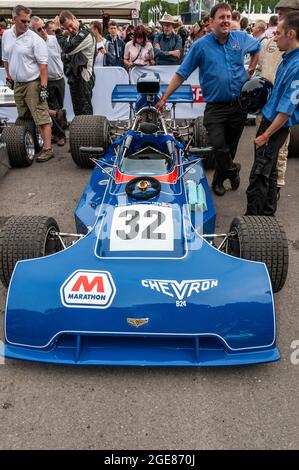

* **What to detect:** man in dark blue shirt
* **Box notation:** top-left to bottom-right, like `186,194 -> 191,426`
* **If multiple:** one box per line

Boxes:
156,3 -> 260,196
246,11 -> 299,216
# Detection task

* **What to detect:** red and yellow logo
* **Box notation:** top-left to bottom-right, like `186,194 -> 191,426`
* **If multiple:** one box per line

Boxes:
60,270 -> 116,309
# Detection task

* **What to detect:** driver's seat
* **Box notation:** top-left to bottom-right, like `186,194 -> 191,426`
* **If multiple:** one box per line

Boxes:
139,122 -> 159,134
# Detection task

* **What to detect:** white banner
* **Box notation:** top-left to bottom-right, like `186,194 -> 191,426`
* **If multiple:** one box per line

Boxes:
0,65 -> 204,122
66,66 -> 130,122
0,66 -> 130,122
130,65 -> 206,118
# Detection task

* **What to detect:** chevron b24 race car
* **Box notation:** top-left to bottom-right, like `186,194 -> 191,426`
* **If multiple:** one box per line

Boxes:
0,73 -> 288,366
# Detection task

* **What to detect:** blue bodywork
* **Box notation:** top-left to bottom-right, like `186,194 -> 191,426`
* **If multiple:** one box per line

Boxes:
2,79 -> 279,366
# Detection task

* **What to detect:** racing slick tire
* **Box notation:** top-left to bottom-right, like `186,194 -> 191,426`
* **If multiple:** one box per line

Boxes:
193,117 -> 215,170
227,216 -> 288,293
0,216 -> 63,288
69,115 -> 110,168
288,124 -> 299,158
1,125 -> 35,167
15,117 -> 43,153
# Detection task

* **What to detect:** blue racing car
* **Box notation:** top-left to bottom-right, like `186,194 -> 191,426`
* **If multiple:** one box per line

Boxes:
0,73 -> 288,366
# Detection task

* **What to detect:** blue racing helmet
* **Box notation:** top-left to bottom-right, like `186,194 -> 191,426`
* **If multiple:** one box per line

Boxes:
239,77 -> 273,114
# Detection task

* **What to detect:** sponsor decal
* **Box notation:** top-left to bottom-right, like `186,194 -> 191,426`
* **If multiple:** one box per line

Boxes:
127,318 -> 149,327
110,204 -> 174,252
61,270 -> 116,308
141,278 -> 218,303
192,85 -> 204,103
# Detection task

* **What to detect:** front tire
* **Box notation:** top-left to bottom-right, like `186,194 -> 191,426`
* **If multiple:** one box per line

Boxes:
69,115 -> 110,168
0,216 -> 63,287
227,215 -> 288,292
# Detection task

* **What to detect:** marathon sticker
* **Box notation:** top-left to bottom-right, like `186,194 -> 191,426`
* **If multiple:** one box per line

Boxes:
60,270 -> 116,309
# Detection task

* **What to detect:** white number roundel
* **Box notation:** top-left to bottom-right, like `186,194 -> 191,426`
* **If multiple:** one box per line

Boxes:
110,204 -> 174,252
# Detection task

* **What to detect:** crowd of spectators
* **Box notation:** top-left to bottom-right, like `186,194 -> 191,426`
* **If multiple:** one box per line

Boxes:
0,6 -> 281,73
1,2 -> 298,217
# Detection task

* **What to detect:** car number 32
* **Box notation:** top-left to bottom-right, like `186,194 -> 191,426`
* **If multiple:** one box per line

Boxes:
110,204 -> 174,252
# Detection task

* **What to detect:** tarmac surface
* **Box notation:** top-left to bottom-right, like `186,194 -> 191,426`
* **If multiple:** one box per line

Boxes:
0,125 -> 298,450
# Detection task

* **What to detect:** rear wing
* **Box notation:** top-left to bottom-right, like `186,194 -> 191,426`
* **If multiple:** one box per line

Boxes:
112,84 -> 194,104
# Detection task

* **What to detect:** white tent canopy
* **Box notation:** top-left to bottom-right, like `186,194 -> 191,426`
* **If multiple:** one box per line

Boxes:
0,1 -> 141,19
240,11 -> 274,24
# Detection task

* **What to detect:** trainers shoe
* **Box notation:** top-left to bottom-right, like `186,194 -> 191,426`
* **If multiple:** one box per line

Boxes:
36,148 -> 55,163
212,179 -> 226,196
277,187 -> 281,201
56,137 -> 65,146
211,172 -> 226,196
227,163 -> 241,190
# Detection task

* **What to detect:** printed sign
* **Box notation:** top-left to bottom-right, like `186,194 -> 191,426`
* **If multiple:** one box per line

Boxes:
110,204 -> 174,252
61,270 -> 116,309
141,278 -> 218,301
192,86 -> 204,103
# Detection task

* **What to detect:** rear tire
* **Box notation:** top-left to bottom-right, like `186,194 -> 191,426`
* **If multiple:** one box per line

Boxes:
15,117 -> 43,153
69,115 -> 110,168
0,216 -> 63,287
193,117 -> 215,170
227,215 -> 288,292
1,125 -> 35,167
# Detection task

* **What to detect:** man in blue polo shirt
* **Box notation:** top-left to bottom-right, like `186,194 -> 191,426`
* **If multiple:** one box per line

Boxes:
246,11 -> 299,216
156,3 -> 260,196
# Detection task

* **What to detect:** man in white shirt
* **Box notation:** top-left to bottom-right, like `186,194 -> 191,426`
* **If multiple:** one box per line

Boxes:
252,20 -> 268,45
2,5 -> 54,162
31,16 -> 66,146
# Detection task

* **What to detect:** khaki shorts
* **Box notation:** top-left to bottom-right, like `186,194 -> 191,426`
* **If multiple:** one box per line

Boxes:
14,79 -> 51,126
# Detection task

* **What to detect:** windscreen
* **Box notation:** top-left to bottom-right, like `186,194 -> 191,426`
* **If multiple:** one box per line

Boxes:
120,148 -> 172,176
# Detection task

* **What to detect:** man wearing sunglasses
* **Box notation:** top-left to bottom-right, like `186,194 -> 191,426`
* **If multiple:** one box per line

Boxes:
31,16 -> 66,147
2,4 -> 54,162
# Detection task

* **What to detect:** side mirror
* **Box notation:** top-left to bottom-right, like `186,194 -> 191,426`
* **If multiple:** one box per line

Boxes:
80,146 -> 105,157
188,146 -> 213,156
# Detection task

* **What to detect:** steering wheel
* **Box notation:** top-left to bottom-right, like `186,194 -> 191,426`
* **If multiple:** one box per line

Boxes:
125,176 -> 161,200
